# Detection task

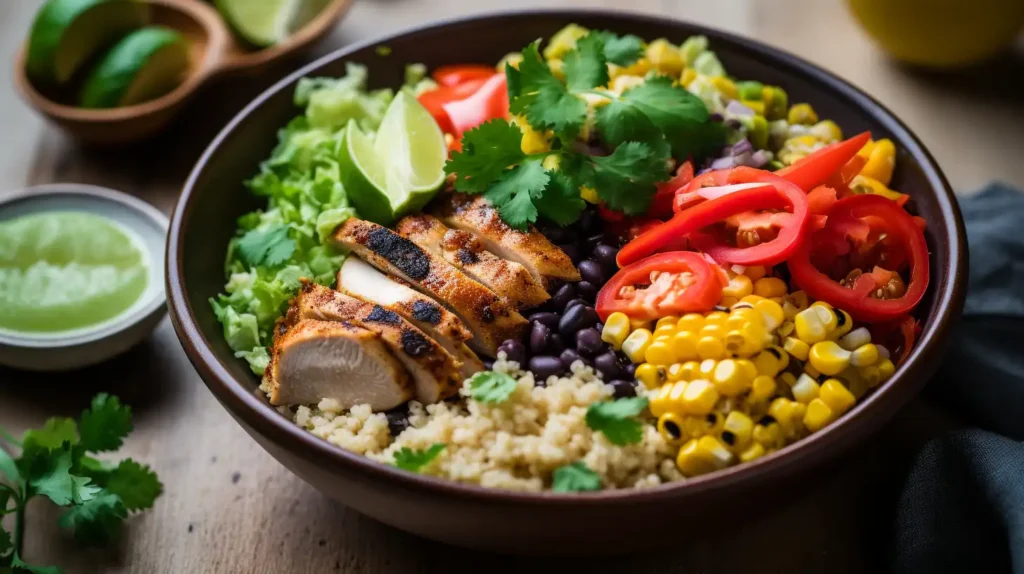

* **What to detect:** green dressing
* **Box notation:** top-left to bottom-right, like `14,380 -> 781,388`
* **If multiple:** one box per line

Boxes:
0,211 -> 149,333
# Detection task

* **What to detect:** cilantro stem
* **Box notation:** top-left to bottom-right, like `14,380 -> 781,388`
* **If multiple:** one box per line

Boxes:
14,494 -> 25,556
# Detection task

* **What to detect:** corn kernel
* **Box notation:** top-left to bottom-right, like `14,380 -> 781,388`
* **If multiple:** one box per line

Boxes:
512,117 -> 551,154
630,318 -> 653,332
636,363 -> 667,389
742,266 -> 768,281
609,74 -> 645,94
700,323 -> 725,339
878,359 -> 896,381
862,138 -> 896,186
682,379 -> 719,415
699,358 -> 718,379
580,186 -> 600,204
497,52 -> 523,71
657,412 -> 687,443
601,312 -> 631,350
712,359 -> 753,397
697,336 -> 726,360
778,321 -> 795,337
832,309 -> 854,339
654,324 -> 677,339
724,323 -> 766,357
671,330 -> 700,362
808,341 -> 853,376
680,67 -> 698,87
859,365 -> 882,388
739,442 -> 766,463
676,436 -> 733,477
666,363 -> 686,381
876,345 -> 891,362
754,299 -> 785,331
722,274 -> 753,299
645,38 -> 685,76
803,398 -> 835,433
704,311 -> 729,327
791,373 -> 821,404
656,316 -> 680,331
752,347 -> 784,377
796,305 -> 838,343
737,359 -> 758,380
645,340 -> 676,366
749,375 -> 777,403
787,103 -> 818,125
783,337 -> 810,361
753,417 -> 783,448
777,372 -> 797,388
677,361 -> 702,381
649,383 -> 674,417
753,277 -> 787,298
810,120 -> 843,142
850,343 -> 880,367
543,23 -> 589,60
820,379 -> 856,414
721,411 -> 754,450
622,329 -> 653,363
683,412 -> 723,439
768,398 -> 805,437
711,76 -> 738,99
838,327 -> 872,351
677,313 -> 705,333
548,59 -> 565,80
847,374 -> 870,399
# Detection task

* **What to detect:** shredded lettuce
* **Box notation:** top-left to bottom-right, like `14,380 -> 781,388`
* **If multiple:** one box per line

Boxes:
211,63 -> 393,374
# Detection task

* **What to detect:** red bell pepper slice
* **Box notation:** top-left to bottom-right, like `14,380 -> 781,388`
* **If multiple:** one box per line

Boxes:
871,315 -> 920,366
596,252 -> 722,321
432,65 -> 497,87
776,131 -> 871,192
787,194 -> 929,323
417,77 -> 490,134
442,73 -> 509,143
807,186 -> 838,215
651,161 -> 694,218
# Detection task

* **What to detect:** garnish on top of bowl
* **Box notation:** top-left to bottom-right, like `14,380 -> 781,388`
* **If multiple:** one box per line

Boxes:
210,23 -> 929,493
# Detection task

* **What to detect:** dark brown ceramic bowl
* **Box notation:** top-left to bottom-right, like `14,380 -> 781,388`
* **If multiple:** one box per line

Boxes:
167,10 -> 967,555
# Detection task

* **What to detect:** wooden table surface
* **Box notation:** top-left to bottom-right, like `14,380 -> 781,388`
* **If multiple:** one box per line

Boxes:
1,1 -> 1020,572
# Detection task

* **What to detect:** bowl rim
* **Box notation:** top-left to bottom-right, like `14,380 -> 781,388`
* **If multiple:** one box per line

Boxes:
0,183 -> 168,349
168,8 -> 967,505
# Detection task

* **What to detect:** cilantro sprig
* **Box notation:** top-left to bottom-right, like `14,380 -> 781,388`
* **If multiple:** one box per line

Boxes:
446,32 -> 724,229
466,371 -> 518,404
0,394 -> 162,573
585,396 -> 650,446
552,462 -> 602,493
393,444 -> 446,472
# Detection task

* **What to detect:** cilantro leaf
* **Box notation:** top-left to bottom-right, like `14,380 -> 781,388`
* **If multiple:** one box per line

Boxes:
582,141 -> 671,215
535,172 -> 586,227
0,447 -> 20,486
78,394 -> 132,454
512,41 -> 587,140
585,397 -> 650,446
593,31 -> 645,66
10,555 -> 62,574
445,120 -> 526,193
59,492 -> 126,548
103,460 -> 162,512
467,371 -> 518,404
666,118 -> 728,160
0,486 -> 13,516
483,159 -> 549,230
619,77 -> 719,158
236,224 -> 296,268
563,33 -> 608,91
593,98 -> 663,150
22,419 -> 77,451
29,445 -> 100,507
0,522 -> 11,557
393,444 -> 446,472
552,462 -> 602,493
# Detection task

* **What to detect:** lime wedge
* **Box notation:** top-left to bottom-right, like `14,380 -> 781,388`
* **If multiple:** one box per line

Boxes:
215,0 -> 313,47
26,0 -> 150,85
79,27 -> 190,109
339,92 -> 447,225
0,212 -> 149,333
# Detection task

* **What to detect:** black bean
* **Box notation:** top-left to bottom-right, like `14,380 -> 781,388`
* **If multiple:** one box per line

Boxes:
559,349 -> 582,369
565,298 -> 587,311
385,410 -> 410,436
529,322 -> 551,354
592,244 -> 620,273
528,312 -> 560,328
545,227 -> 574,244
498,339 -> 527,365
576,280 -> 597,302
594,322 -> 604,333
575,328 -> 604,357
594,351 -> 624,380
549,333 -> 566,355
577,260 -> 605,286
548,283 -> 576,312
529,356 -> 564,380
609,380 -> 637,398
578,209 -> 599,233
624,362 -> 638,378
559,304 -> 599,339
559,243 -> 582,265
585,233 -> 607,250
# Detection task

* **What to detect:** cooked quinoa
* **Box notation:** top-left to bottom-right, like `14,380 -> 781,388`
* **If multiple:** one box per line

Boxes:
291,357 -> 682,492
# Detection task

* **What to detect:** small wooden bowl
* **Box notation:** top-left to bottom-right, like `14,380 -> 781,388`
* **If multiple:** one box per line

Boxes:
12,0 -> 354,144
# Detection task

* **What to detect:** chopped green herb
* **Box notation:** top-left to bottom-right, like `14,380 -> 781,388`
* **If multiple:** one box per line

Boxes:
236,224 -> 296,268
467,371 -> 518,404
591,31 -> 645,66
552,462 -> 602,492
393,444 -> 446,472
0,394 -> 162,573
585,396 -> 650,446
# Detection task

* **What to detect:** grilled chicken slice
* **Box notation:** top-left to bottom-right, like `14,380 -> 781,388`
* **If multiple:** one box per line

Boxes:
295,283 -> 462,404
396,214 -> 549,309
264,319 -> 412,410
332,218 -> 528,357
434,193 -> 580,289
336,257 -> 484,379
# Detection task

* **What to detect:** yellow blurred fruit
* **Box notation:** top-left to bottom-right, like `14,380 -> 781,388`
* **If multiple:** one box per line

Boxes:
848,0 -> 1024,67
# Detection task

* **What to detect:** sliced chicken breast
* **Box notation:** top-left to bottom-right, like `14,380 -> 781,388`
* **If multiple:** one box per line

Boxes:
295,283 -> 462,404
396,214 -> 550,309
332,218 -> 528,357
264,319 -> 412,410
335,257 -> 484,379
433,193 -> 580,289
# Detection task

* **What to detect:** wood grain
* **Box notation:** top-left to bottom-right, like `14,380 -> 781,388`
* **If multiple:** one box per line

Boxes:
0,0 -> 1018,572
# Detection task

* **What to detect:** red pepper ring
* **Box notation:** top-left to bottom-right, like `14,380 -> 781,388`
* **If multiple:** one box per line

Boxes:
618,168 -> 810,267
788,194 -> 929,323
596,251 -> 723,321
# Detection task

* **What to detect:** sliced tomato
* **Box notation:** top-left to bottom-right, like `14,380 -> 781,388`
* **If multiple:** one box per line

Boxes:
596,252 -> 722,321
776,131 -> 871,192
432,65 -> 497,87
417,77 -> 490,134
442,73 -> 509,142
788,194 -> 929,322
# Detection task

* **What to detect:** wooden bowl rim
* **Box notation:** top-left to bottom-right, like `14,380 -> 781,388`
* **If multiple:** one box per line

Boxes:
167,8 -> 968,505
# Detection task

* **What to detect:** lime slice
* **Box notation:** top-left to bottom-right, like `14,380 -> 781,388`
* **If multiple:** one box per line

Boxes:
339,92 -> 447,225
215,0 -> 311,47
26,0 -> 150,85
0,212 -> 149,333
79,27 -> 189,109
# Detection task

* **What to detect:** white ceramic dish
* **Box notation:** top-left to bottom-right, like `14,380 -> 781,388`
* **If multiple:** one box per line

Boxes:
0,184 -> 168,371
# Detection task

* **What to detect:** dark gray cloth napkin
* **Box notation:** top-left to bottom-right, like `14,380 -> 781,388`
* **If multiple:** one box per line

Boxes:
892,183 -> 1024,574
